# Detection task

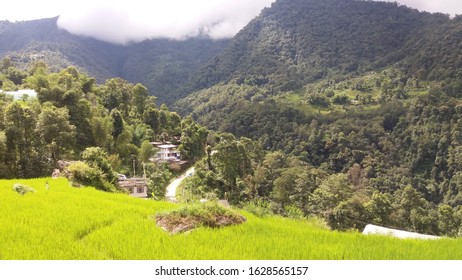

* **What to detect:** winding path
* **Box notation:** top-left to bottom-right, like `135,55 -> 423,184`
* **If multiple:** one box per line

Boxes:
165,166 -> 195,202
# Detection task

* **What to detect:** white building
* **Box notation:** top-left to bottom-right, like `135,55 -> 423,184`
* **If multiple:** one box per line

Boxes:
1,89 -> 37,100
152,143 -> 181,161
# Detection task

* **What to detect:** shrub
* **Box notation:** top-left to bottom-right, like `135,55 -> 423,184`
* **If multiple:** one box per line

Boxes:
332,94 -> 350,105
243,199 -> 273,217
308,95 -> 330,107
12,183 -> 35,195
284,204 -> 305,220
66,161 -> 115,192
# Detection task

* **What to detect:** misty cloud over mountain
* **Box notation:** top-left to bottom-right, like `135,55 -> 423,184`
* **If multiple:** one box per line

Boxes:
7,0 -> 455,44
385,0 -> 461,15
57,0 -> 276,44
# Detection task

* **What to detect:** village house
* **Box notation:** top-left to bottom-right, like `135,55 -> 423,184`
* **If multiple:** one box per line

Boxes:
151,142 -> 181,161
118,177 -> 148,198
0,89 -> 37,100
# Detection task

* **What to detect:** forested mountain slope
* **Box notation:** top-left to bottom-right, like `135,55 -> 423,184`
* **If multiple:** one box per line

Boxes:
189,0 -> 460,93
0,18 -> 228,104
173,0 -> 462,236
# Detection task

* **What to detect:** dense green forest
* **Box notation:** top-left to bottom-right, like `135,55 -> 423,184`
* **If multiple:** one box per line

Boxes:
0,59 -> 208,197
174,0 -> 462,237
189,0 -> 462,93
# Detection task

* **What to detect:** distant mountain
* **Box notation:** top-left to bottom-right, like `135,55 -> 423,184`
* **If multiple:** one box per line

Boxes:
0,17 -> 228,104
189,0 -> 461,93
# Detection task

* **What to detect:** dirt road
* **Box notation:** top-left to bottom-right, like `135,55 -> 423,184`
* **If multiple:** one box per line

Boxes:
165,166 -> 195,202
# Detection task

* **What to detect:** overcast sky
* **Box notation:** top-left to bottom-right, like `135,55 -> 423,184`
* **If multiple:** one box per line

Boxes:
0,0 -> 461,44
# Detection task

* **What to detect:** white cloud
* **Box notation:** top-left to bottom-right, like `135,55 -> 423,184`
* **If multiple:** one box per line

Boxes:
0,1 -> 64,21
56,0 -> 276,44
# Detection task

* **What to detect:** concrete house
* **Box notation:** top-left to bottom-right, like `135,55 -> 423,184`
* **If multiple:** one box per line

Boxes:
151,142 -> 181,161
1,89 -> 37,100
118,177 -> 148,198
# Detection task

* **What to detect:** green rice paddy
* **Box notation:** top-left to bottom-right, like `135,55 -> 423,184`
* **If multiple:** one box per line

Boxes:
1,178 -> 461,260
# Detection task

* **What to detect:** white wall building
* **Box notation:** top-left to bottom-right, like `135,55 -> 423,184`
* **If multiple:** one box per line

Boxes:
1,89 -> 37,100
153,143 -> 181,161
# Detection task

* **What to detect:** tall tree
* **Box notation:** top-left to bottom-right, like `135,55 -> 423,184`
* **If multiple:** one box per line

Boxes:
4,102 -> 38,177
132,83 -> 148,116
144,107 -> 160,136
179,117 -> 208,161
110,109 -> 124,139
35,104 -> 76,163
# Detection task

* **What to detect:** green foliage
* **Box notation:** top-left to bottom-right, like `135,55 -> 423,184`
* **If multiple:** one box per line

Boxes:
132,83 -> 148,116
82,147 -> 117,185
212,134 -> 252,185
308,94 -> 330,107
3,101 -> 40,178
190,0 -> 453,93
0,60 -> 201,192
179,117 -> 208,161
144,107 -> 160,135
138,140 -> 155,163
243,199 -> 273,218
12,183 -> 35,195
146,163 -> 174,199
66,161 -> 115,192
2,0 -> 462,237
309,174 -> 354,221
35,104 -> 76,162
177,70 -> 462,236
284,204 -> 305,220
332,94 -> 350,105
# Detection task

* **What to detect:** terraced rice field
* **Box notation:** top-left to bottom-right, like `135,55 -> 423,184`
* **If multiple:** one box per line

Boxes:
1,178 -> 461,260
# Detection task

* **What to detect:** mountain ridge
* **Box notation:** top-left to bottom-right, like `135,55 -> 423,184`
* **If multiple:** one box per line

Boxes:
188,0 -> 459,94
0,17 -> 228,104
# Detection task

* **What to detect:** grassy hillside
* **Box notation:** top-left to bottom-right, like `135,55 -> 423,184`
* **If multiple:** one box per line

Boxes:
1,178 -> 462,260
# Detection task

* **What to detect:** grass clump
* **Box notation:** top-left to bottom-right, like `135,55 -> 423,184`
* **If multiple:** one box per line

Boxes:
12,183 -> 35,195
156,202 -> 246,234
243,199 -> 273,217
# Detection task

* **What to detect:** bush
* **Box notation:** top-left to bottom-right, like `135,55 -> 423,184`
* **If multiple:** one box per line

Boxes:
284,204 -> 305,220
243,199 -> 273,217
332,95 -> 350,105
12,183 -> 35,195
66,161 -> 115,192
308,95 -> 330,107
